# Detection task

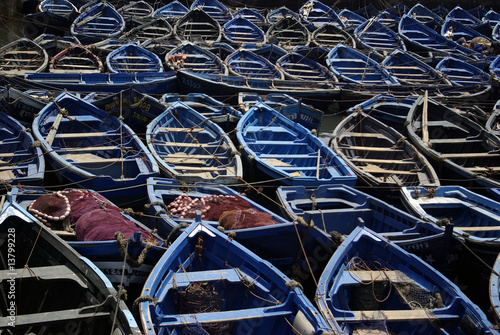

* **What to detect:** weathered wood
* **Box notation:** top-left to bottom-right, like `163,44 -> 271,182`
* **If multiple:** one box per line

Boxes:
262,158 -> 293,167
157,127 -> 205,133
347,310 -> 440,322
56,132 -> 108,138
45,113 -> 64,146
62,146 -> 120,152
344,132 -> 387,139
360,164 -> 417,175
422,90 -> 429,145
347,270 -> 412,282
350,158 -> 416,164
456,226 -> 500,231
340,145 -> 403,152
442,152 -> 500,158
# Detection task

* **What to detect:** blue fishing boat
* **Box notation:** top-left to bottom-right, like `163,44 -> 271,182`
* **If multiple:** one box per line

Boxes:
299,0 -> 345,29
345,93 -> 416,131
152,0 -> 188,23
407,3 -> 444,30
236,102 -> 356,187
398,14 -> 481,61
375,10 -> 401,31
469,4 -> 488,19
331,110 -> 440,191
435,56 -> 491,87
160,92 -> 242,131
189,0 -> 232,25
71,1 -> 125,44
441,18 -> 492,43
0,86 -> 46,127
490,252 -> 500,324
486,101 -> 500,136
34,33 -> 80,57
39,0 -> 78,19
49,43 -> 103,73
292,45 -> 331,66
106,42 -> 164,73
165,42 -> 227,74
176,70 -> 341,110
276,52 -> 337,82
138,219 -> 335,335
4,71 -> 178,94
401,186 -> 500,249
90,87 -> 167,135
145,177 -> 289,237
226,49 -> 284,79
355,4 -> 380,19
237,92 -> 323,131
0,111 -> 44,188
140,36 -> 181,57
337,8 -> 367,29
266,16 -> 311,50
9,185 -> 168,288
382,49 -> 452,86
406,94 -> 500,191
242,43 -> 287,64
0,200 -> 142,334
23,8 -> 73,39
326,43 -> 400,86
276,184 -> 459,273
0,38 -> 48,76
117,0 -> 153,20
315,225 -> 496,335
354,18 -> 406,54
232,7 -> 267,28
446,5 -> 482,26
266,6 -> 300,25
223,16 -> 266,45
311,23 -> 356,48
174,8 -> 222,44
32,92 -> 160,202
144,176 -> 341,299
119,18 -> 173,43
483,9 -> 500,27
146,101 -> 243,184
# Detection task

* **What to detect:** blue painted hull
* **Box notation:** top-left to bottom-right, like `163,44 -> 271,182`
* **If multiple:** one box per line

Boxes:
2,71 -> 178,94
32,92 -> 160,201
236,102 -> 356,187
315,225 -> 496,335
139,220 -> 335,335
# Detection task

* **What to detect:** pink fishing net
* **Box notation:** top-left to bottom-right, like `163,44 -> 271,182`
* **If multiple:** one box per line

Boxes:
28,189 -> 152,241
167,194 -> 277,229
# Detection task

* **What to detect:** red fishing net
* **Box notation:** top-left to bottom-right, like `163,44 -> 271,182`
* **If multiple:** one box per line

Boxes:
166,194 -> 277,229
28,189 -> 151,241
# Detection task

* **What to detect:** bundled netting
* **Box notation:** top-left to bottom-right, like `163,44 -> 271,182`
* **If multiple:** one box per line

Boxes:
28,189 -> 154,242
347,257 -> 441,311
177,282 -> 233,335
167,194 -> 277,229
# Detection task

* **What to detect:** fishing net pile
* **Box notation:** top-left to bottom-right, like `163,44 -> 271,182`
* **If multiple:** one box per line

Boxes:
166,193 -> 277,229
28,189 -> 153,241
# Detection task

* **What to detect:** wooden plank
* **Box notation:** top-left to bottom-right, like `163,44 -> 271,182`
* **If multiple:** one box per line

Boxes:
155,142 -> 220,148
348,310 -> 442,322
346,270 -> 412,282
157,127 -> 205,133
62,146 -> 120,152
344,132 -> 387,139
441,152 -> 500,158
339,145 -> 403,152
64,153 -> 123,164
56,132 -> 108,138
422,90 -> 429,146
456,226 -> 500,231
262,158 -> 293,167
45,113 -> 63,146
173,165 -> 229,171
350,158 -> 416,165
360,164 -> 417,175
468,166 -> 500,172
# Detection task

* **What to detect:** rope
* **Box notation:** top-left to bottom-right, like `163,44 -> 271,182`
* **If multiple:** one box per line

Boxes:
115,232 -> 152,267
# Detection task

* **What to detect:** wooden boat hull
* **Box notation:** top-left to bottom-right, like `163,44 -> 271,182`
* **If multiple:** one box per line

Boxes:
315,225 -> 496,335
106,42 -> 164,73
146,101 -> 243,184
32,92 -> 160,202
0,201 -> 142,334
138,220 -> 335,335
1,71 -> 178,95
226,49 -> 283,79
0,38 -> 48,76
176,70 -> 341,110
236,102 -> 356,187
